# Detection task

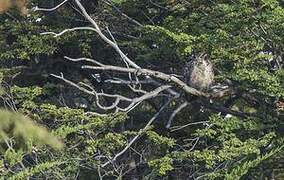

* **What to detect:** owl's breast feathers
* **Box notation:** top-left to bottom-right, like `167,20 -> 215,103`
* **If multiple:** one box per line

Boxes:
183,54 -> 214,91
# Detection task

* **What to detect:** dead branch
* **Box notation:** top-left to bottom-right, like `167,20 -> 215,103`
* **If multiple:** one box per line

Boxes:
33,0 -> 69,12
81,60 -> 227,98
101,97 -> 173,168
166,101 -> 189,129
50,73 -> 171,113
74,0 -> 139,69
170,121 -> 209,132
41,27 -> 98,37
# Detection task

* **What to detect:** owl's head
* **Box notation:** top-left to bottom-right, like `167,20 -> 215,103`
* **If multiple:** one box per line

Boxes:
193,53 -> 211,67
196,53 -> 208,61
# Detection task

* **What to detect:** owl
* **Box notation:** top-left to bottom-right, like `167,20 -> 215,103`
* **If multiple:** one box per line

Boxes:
183,53 -> 214,91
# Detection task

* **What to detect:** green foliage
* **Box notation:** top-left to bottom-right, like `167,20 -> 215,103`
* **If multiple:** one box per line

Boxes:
144,25 -> 195,57
0,109 -> 63,150
148,156 -> 174,176
0,19 -> 57,60
169,114 -> 278,178
88,132 -> 127,156
0,0 -> 283,179
146,130 -> 176,148
7,161 -> 61,180
4,149 -> 24,167
112,0 -> 127,5
11,86 -> 43,102
225,144 -> 284,180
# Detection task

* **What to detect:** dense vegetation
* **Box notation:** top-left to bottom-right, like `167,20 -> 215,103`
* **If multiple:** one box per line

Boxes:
0,0 -> 283,179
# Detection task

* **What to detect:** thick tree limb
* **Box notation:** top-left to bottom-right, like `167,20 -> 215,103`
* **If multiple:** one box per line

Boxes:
82,62 -> 231,98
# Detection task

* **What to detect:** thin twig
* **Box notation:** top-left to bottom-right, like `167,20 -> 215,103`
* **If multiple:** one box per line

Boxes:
170,121 -> 209,132
101,97 -> 173,168
103,0 -> 143,27
33,0 -> 69,12
41,27 -> 98,37
50,73 -> 171,113
74,0 -> 140,69
82,63 -> 213,97
166,102 -> 188,129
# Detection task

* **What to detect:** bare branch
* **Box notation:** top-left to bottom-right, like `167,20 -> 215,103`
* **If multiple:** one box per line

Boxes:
166,102 -> 189,129
82,63 -> 209,97
64,56 -> 104,66
50,73 -> 171,113
39,1 -> 181,97
41,27 -> 98,37
33,0 -> 69,12
200,100 -> 260,118
63,56 -> 231,98
104,78 -> 156,85
74,0 -> 140,69
84,111 -> 108,117
170,121 -> 209,132
101,97 -> 173,168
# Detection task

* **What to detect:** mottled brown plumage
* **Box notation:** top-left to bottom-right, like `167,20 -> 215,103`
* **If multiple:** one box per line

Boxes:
183,53 -> 214,91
